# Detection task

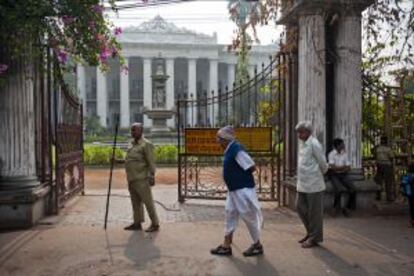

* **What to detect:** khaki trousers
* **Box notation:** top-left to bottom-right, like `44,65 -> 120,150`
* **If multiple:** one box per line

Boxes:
375,164 -> 395,201
296,191 -> 324,243
128,179 -> 159,226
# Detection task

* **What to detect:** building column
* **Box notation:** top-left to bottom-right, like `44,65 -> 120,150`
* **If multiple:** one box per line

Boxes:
166,58 -> 175,128
76,65 -> 86,116
96,68 -> 107,128
227,63 -> 236,120
143,58 -> 152,127
248,64 -> 257,124
209,59 -> 218,127
188,58 -> 197,126
120,58 -> 130,128
248,64 -> 256,79
334,15 -> 362,168
0,56 -> 46,228
297,13 -> 326,148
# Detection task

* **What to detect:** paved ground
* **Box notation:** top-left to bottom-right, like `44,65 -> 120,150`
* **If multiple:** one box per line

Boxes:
1,183 -> 414,275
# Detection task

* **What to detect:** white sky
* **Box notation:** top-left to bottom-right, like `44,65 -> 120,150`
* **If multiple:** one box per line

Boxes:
106,0 -> 282,45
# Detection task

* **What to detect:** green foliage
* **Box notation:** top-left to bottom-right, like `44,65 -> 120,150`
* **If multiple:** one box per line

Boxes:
83,135 -> 129,143
0,0 -> 124,79
84,115 -> 105,136
228,1 -> 413,80
154,145 -> 178,164
362,1 -> 413,78
83,145 -> 125,165
83,144 -> 178,166
257,79 -> 281,126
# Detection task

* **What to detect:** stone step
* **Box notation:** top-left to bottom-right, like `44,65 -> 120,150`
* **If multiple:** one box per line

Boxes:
373,201 -> 409,216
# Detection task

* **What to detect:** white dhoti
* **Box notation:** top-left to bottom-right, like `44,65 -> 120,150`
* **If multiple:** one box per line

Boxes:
225,187 -> 263,243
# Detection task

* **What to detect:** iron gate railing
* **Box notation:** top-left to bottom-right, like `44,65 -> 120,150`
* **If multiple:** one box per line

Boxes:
362,73 -> 414,199
176,52 -> 298,203
53,59 -> 84,212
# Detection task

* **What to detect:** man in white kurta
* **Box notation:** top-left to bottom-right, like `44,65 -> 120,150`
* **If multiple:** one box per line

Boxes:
328,138 -> 356,216
295,121 -> 328,248
210,126 -> 264,257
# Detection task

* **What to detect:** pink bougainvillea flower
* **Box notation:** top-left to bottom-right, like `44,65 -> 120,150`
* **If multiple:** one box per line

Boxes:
0,63 -> 9,74
96,34 -> 105,41
99,47 -> 111,63
62,16 -> 75,25
56,49 -> 68,64
111,47 -> 118,58
88,21 -> 96,30
92,4 -> 104,14
121,65 -> 129,75
114,27 -> 122,36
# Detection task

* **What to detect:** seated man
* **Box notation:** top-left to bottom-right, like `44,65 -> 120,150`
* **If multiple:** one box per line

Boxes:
328,138 -> 356,216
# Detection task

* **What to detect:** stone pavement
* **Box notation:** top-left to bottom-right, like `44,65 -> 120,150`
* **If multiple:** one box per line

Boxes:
1,185 -> 414,276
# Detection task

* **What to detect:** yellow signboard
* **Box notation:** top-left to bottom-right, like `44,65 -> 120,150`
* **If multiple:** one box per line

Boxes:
185,127 -> 272,155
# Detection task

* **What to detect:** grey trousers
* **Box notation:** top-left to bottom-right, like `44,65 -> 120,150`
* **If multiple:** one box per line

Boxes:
296,191 -> 323,243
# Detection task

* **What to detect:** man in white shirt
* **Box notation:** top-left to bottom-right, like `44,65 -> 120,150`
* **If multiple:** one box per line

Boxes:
328,138 -> 356,216
210,126 -> 264,257
295,121 -> 328,248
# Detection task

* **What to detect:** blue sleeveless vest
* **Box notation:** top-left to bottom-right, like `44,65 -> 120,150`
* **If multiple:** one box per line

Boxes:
223,142 -> 255,191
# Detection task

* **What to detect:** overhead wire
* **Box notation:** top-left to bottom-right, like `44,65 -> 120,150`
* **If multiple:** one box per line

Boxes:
104,0 -> 198,11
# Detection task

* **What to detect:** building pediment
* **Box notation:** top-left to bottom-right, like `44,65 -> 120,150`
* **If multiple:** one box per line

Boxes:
120,15 -> 217,45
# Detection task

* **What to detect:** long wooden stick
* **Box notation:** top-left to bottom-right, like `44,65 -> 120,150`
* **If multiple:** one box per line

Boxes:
104,117 -> 119,229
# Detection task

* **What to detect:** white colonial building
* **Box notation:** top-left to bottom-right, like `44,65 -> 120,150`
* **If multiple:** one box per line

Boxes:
76,16 -> 277,129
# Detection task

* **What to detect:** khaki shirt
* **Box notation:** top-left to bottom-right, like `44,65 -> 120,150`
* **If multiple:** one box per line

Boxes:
375,145 -> 394,165
125,137 -> 156,182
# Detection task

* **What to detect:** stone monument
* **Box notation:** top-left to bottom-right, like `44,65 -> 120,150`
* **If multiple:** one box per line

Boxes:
144,56 -> 175,133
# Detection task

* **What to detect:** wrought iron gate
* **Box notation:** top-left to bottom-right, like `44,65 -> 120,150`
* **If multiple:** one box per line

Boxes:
362,74 -> 414,198
177,52 -> 297,203
53,61 -> 84,212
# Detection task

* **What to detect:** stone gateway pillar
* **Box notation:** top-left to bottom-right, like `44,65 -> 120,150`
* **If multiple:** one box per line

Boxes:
0,55 -> 49,228
334,14 -> 363,168
297,13 -> 327,147
278,1 -> 379,212
278,0 -> 373,168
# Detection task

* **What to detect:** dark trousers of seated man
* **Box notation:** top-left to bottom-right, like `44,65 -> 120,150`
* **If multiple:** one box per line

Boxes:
330,173 -> 356,211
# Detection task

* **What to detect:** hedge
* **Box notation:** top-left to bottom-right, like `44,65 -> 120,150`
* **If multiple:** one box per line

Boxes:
83,144 -> 178,165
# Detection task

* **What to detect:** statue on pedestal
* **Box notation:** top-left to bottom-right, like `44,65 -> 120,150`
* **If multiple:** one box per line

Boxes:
154,85 -> 166,109
152,60 -> 167,109
144,54 -> 174,133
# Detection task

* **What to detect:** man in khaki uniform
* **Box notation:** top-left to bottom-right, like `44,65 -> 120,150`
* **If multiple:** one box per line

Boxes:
117,123 -> 160,232
374,136 -> 395,202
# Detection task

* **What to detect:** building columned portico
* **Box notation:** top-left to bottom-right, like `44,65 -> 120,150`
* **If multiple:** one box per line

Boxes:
77,16 -> 277,129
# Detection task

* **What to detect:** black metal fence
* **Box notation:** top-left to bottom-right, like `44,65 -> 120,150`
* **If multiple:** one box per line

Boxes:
362,74 -> 413,199
176,52 -> 298,203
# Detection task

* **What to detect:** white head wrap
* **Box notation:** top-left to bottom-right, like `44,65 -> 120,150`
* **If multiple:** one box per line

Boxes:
217,126 -> 235,141
295,121 -> 313,132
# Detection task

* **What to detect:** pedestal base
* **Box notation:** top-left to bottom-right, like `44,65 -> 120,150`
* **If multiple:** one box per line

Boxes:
282,169 -> 380,214
145,131 -> 178,145
0,179 -> 50,229
144,109 -> 175,137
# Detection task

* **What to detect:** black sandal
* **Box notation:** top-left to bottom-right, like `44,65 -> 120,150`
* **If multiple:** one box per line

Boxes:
210,245 -> 232,256
243,244 -> 264,257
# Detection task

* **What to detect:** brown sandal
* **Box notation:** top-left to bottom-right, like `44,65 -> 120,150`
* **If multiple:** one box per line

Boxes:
301,240 -> 318,248
145,224 -> 160,232
210,245 -> 232,256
